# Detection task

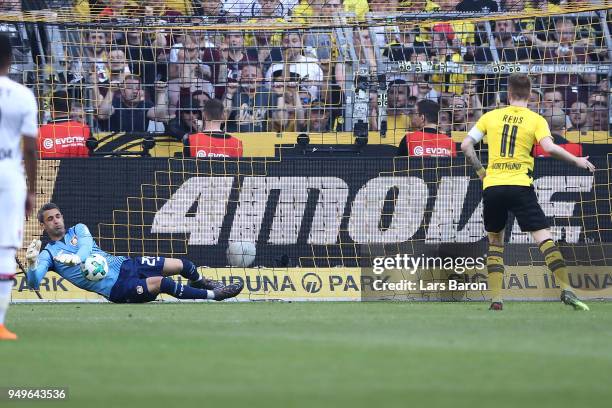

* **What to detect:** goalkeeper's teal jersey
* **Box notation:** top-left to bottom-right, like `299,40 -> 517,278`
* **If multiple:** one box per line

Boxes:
26,224 -> 128,298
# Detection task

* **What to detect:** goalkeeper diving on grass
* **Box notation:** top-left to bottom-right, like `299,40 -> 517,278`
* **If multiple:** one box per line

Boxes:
461,74 -> 595,311
25,203 -> 243,303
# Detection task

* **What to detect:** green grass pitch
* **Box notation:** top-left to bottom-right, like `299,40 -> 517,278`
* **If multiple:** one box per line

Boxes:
2,302 -> 612,408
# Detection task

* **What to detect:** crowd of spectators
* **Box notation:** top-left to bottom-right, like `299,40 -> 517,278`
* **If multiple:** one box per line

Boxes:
7,0 -> 609,157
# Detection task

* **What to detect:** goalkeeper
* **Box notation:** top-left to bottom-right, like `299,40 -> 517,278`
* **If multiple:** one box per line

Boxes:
461,74 -> 595,311
25,203 -> 243,303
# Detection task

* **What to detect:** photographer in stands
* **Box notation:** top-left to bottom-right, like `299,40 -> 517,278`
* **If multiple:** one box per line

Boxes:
397,99 -> 456,157
186,99 -> 243,158
39,91 -> 91,158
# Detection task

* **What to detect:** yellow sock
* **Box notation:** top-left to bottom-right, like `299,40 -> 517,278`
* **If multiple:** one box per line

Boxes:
487,245 -> 505,303
539,239 -> 570,291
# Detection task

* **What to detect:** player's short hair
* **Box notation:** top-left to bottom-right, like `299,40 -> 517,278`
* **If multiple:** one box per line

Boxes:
38,203 -> 61,223
416,99 -> 440,125
203,99 -> 225,121
0,34 -> 12,69
51,90 -> 70,114
508,74 -> 531,101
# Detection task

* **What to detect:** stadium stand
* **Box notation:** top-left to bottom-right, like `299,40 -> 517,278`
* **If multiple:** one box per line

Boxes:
1,0 -> 608,156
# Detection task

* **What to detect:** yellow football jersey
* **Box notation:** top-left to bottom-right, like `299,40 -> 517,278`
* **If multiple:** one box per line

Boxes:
472,106 -> 551,189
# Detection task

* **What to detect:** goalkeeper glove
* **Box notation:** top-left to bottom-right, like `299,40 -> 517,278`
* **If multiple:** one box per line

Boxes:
25,239 -> 41,269
54,252 -> 82,266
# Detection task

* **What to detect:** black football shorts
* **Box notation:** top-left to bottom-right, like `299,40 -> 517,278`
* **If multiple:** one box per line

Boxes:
482,185 -> 549,233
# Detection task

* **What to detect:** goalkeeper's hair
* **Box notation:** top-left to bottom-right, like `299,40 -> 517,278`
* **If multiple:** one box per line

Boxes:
0,34 -> 12,68
37,203 -> 61,223
508,74 -> 532,101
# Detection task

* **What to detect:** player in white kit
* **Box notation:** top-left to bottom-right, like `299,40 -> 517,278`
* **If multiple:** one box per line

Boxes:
0,34 -> 38,340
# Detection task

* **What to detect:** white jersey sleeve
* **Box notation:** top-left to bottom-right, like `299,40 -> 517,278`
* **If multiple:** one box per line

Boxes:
467,126 -> 485,143
0,76 -> 39,176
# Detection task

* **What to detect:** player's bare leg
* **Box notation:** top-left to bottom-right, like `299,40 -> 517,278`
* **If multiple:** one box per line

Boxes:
0,280 -> 17,340
487,230 -> 505,311
531,229 -> 589,311
0,248 -> 18,340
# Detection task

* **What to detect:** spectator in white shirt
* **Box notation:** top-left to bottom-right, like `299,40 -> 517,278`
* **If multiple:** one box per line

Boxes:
265,30 -> 324,100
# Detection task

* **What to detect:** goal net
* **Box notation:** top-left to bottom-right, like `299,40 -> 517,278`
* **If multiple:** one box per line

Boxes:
7,0 -> 612,301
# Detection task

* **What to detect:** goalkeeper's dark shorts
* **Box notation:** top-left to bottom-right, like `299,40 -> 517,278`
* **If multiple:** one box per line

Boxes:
482,185 -> 549,233
109,257 -> 166,303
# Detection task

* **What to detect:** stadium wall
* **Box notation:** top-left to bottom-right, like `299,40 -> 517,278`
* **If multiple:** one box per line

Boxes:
12,156 -> 612,302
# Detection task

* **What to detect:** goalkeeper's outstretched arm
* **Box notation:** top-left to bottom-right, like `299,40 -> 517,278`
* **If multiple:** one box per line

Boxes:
538,137 -> 596,172
25,240 -> 52,290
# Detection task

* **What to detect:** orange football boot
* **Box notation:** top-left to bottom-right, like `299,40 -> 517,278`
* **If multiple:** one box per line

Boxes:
0,324 -> 18,340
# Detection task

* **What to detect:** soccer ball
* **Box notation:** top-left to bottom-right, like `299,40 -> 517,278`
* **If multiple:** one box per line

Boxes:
81,254 -> 109,281
226,241 -> 256,267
